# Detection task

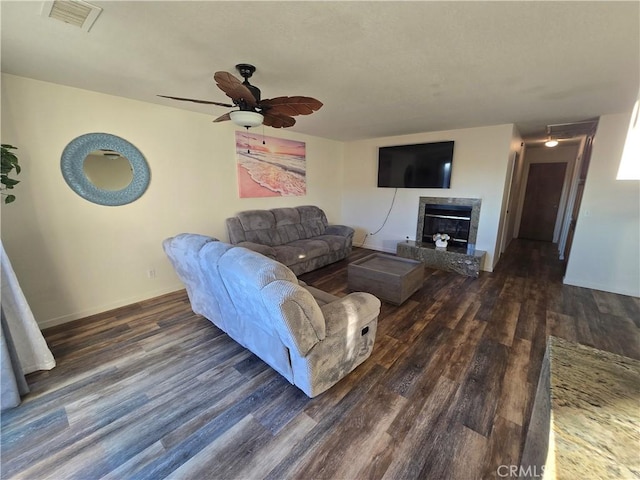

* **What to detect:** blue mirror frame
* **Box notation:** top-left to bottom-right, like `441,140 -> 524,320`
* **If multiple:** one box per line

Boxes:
61,133 -> 150,206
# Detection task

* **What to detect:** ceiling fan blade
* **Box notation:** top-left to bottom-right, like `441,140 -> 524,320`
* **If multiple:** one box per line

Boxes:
263,113 -> 296,128
157,94 -> 233,107
260,96 -> 323,116
213,112 -> 231,123
213,71 -> 257,107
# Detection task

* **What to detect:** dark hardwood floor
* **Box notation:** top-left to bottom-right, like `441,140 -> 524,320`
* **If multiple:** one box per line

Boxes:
2,240 -> 639,479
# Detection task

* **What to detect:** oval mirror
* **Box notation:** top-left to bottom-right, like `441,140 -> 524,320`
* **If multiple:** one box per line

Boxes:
61,133 -> 150,206
83,150 -> 134,191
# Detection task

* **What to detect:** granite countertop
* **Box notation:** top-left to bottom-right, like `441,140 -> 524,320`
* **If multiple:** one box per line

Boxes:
546,337 -> 640,479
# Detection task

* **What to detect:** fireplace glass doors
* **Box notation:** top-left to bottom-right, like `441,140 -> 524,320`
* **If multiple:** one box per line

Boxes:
417,197 -> 481,250
422,204 -> 472,247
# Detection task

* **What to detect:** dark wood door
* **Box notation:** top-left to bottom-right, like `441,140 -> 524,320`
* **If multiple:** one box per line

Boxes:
519,162 -> 567,241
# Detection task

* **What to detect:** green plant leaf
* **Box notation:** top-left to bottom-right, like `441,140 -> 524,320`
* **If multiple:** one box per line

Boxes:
1,177 -> 20,187
1,144 -> 20,203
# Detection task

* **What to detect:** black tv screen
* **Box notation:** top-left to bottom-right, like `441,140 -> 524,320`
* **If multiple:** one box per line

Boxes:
377,141 -> 454,188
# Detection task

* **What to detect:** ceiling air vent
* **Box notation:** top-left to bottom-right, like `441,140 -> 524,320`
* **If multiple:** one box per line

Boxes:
547,119 -> 599,139
41,0 -> 102,32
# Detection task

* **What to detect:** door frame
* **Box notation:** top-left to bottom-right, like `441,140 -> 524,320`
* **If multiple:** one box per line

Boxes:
559,131 -> 597,264
514,144 -> 579,243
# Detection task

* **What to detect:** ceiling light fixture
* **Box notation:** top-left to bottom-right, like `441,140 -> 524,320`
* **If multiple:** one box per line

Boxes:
544,126 -> 559,147
229,111 -> 263,129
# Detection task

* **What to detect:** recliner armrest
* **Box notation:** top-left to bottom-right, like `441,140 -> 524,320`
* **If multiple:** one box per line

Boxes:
324,224 -> 355,238
237,241 -> 277,260
321,292 -> 381,336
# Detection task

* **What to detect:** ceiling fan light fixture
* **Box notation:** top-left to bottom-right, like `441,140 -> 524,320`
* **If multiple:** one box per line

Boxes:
230,111 -> 263,128
545,138 -> 559,147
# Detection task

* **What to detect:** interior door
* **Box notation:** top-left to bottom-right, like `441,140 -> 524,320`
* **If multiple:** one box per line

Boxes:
519,162 -> 568,241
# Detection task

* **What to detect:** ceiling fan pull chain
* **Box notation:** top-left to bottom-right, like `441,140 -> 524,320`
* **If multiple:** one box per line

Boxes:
239,129 -> 249,154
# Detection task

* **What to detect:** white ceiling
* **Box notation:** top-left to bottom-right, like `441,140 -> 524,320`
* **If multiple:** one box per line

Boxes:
1,1 -> 638,142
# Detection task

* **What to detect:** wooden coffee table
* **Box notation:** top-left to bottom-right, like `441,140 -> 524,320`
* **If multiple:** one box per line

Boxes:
348,253 -> 424,305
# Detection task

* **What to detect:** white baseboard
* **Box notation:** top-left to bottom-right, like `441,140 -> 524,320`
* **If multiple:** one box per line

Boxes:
353,242 -> 394,254
38,285 -> 184,329
563,276 -> 640,298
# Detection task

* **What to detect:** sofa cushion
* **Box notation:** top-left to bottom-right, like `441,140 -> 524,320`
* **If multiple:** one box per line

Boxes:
237,209 -> 276,231
288,239 -> 331,261
300,283 -> 340,306
162,234 -> 221,323
198,241 -> 238,332
314,234 -> 349,253
217,247 -> 325,357
261,281 -> 326,356
297,205 -> 328,238
272,245 -> 306,266
272,207 -> 301,226
236,210 -> 281,246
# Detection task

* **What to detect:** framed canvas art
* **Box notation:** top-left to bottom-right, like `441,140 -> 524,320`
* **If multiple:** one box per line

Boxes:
236,131 -> 306,198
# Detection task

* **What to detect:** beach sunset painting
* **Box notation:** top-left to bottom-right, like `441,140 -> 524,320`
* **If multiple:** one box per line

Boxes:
236,131 -> 306,198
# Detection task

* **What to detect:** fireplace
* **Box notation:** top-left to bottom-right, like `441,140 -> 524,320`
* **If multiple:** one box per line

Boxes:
417,197 -> 481,250
422,204 -> 472,247
397,196 -> 485,277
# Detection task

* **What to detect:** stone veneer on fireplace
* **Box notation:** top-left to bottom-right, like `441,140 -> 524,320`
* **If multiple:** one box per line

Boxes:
417,197 -> 481,248
397,196 -> 486,277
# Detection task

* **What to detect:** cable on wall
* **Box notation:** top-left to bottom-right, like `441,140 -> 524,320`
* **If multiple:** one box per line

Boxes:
361,187 -> 398,247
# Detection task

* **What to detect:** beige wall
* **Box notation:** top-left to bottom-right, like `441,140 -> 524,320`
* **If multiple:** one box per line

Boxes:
2,74 -> 635,330
564,112 -> 640,297
1,74 -> 344,327
341,123 -> 514,270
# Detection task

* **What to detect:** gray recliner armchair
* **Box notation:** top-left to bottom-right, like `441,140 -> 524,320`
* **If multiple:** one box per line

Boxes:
163,234 -> 380,397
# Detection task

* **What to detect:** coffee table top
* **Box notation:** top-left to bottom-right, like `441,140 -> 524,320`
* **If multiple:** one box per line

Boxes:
349,253 -> 422,277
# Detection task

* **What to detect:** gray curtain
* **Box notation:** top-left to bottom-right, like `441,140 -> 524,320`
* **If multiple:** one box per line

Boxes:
1,241 -> 55,411
1,306 -> 30,411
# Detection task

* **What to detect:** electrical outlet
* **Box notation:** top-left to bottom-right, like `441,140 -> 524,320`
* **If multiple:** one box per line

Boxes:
147,268 -> 156,279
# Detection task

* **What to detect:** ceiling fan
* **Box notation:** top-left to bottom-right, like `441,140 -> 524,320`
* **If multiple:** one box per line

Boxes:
158,64 -> 323,129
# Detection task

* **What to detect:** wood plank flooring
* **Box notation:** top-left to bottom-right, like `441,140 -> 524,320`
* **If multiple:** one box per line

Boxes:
2,239 -> 639,479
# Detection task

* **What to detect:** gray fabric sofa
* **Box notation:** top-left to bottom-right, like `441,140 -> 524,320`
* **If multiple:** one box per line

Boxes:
225,205 -> 354,275
163,233 -> 380,397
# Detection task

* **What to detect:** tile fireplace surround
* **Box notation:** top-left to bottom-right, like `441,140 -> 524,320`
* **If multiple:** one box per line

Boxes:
396,197 -> 486,277
417,196 -> 481,246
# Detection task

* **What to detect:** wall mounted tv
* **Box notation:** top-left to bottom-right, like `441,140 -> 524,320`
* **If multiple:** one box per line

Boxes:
377,140 -> 454,188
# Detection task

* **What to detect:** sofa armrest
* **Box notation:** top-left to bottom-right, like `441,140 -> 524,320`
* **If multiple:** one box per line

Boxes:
237,242 -> 277,260
226,217 -> 246,244
321,292 -> 381,336
324,224 -> 354,238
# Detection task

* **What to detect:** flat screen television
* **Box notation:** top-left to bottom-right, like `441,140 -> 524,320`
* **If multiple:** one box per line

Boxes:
377,140 -> 454,188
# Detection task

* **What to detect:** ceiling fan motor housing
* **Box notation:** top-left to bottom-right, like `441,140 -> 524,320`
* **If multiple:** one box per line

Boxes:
236,63 -> 256,78
235,64 -> 261,104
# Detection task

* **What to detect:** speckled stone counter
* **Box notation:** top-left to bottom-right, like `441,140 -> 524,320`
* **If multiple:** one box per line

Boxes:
521,336 -> 640,480
396,240 -> 486,277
